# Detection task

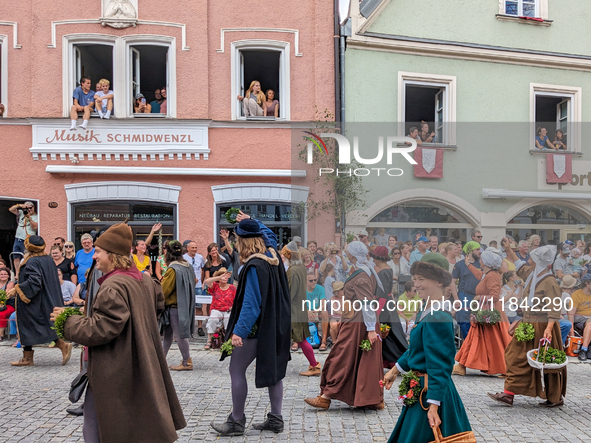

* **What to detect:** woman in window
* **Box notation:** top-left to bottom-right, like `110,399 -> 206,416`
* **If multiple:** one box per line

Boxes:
264,89 -> 279,117
134,93 -> 152,113
535,127 -> 555,150
237,80 -> 266,117
419,121 -> 436,143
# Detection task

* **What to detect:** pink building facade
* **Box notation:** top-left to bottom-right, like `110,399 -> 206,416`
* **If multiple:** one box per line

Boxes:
0,0 -> 335,260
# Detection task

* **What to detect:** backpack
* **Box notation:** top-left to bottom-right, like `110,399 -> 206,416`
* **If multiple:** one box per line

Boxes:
306,322 -> 321,349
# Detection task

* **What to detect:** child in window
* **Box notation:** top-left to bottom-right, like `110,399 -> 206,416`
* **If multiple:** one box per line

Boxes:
553,129 -> 567,150
94,78 -> 114,119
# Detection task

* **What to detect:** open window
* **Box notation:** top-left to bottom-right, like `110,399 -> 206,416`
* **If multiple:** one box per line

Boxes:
232,41 -> 290,120
128,44 -> 168,117
0,36 -> 5,116
505,0 -> 538,17
73,44 -> 114,96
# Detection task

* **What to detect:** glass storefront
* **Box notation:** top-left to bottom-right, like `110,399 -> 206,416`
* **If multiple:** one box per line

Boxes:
217,203 -> 303,248
72,201 -> 177,259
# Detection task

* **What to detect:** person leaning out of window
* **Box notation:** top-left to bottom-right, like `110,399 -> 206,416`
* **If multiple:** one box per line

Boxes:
237,80 -> 266,116
134,93 -> 151,113
535,127 -> 556,150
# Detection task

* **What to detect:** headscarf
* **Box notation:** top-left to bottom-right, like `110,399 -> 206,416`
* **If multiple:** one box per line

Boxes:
282,241 -> 301,263
523,245 -> 557,305
463,241 -> 481,255
347,241 -> 384,291
480,250 -> 502,270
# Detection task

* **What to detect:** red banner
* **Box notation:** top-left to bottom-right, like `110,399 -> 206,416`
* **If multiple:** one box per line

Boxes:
546,154 -> 572,184
414,147 -> 443,178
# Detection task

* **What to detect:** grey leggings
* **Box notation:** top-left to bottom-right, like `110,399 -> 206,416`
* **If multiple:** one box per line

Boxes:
83,384 -> 100,443
229,338 -> 283,421
162,308 -> 191,363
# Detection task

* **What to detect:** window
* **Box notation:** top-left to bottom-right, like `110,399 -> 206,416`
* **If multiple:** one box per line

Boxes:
64,35 -> 175,118
232,40 -> 290,120
505,0 -> 538,17
531,83 -> 581,152
0,35 -> 7,116
398,72 -> 456,146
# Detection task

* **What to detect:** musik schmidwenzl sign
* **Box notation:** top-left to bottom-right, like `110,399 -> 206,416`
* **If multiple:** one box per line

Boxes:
30,121 -> 210,160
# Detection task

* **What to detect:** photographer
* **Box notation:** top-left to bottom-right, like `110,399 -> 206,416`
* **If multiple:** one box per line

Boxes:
9,201 -> 38,274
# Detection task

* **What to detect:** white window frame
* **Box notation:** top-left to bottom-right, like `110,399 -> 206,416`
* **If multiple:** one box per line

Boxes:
0,35 -> 7,117
499,0 -> 548,19
231,40 -> 290,121
397,72 -> 457,146
62,34 -> 176,118
530,83 -> 582,153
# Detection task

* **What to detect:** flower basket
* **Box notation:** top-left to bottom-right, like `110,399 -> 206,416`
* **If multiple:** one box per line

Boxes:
526,339 -> 568,391
379,323 -> 391,340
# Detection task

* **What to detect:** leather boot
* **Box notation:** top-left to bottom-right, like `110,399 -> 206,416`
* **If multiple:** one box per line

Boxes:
66,405 -> 84,416
304,395 -> 331,410
55,339 -> 73,366
452,364 -> 466,376
487,392 -> 514,406
299,362 -> 321,376
211,413 -> 246,436
170,358 -> 193,371
252,413 -> 284,433
11,350 -> 34,366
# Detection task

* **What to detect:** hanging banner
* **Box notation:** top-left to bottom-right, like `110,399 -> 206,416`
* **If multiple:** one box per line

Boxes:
414,147 -> 443,178
546,154 -> 572,184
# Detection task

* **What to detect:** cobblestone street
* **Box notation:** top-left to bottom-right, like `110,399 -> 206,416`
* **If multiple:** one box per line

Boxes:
1,342 -> 591,442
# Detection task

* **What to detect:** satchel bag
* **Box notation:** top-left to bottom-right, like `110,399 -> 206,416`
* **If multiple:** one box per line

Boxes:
69,368 -> 88,403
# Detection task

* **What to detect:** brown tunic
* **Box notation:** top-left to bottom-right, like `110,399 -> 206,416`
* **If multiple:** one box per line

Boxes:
504,265 -> 567,403
287,264 -> 310,342
64,272 -> 186,443
320,270 -> 383,407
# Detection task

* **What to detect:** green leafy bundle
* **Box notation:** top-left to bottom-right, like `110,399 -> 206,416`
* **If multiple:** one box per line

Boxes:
398,371 -> 422,407
224,208 -> 241,224
515,322 -> 535,342
533,347 -> 567,365
221,339 -> 235,355
52,307 -> 83,339
359,339 -> 372,352
0,289 -> 7,305
471,309 -> 501,325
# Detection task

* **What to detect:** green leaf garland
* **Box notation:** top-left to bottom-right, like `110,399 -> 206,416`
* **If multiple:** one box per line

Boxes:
224,208 -> 241,224
52,307 -> 83,339
398,372 -> 422,407
515,322 -> 535,342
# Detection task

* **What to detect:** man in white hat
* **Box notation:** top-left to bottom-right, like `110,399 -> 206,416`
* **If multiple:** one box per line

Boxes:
358,230 -> 370,247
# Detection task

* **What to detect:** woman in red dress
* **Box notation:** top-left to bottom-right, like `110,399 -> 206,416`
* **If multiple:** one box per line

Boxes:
0,267 -> 15,340
454,250 -> 511,376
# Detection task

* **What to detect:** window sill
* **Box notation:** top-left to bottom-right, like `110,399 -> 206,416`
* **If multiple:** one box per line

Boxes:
495,14 -> 552,26
397,143 -> 457,151
529,149 -> 581,157
132,113 -> 169,118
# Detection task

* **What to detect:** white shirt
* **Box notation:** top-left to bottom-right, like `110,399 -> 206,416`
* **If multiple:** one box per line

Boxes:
96,89 -> 113,108
60,280 -> 77,303
15,213 -> 38,239
183,253 -> 205,288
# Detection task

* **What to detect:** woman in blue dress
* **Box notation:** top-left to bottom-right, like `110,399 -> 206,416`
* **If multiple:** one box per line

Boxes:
383,253 -> 472,443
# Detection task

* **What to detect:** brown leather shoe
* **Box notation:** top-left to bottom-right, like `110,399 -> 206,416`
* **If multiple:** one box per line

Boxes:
304,395 -> 331,410
11,350 -> 34,366
361,401 -> 385,410
487,392 -> 513,406
452,364 -> 466,376
55,339 -> 73,366
170,358 -> 193,371
299,362 -> 321,376
538,399 -> 564,408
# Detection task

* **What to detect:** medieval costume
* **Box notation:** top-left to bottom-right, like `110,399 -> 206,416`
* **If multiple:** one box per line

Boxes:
283,241 -> 320,377
63,224 -> 186,443
212,218 -> 291,436
454,250 -> 511,375
387,254 -> 472,443
489,245 -> 567,407
304,241 -> 384,410
371,246 -> 408,368
10,235 -> 72,366
161,242 -> 197,371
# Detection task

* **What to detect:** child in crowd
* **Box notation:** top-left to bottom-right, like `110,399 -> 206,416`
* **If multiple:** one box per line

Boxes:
94,78 -> 114,119
571,248 -> 585,274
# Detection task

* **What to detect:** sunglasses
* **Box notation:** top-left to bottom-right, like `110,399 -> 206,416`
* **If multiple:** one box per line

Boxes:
393,252 -> 401,255
475,236 -> 482,239
65,245 -> 74,248
53,243 -> 61,246
308,279 -> 318,282
359,235 -> 367,238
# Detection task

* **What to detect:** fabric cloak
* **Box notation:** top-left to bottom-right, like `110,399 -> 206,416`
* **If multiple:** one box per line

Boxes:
377,267 -> 408,366
221,248 -> 292,388
169,261 -> 196,339
287,263 -> 310,342
14,255 -> 63,346
64,271 -> 186,443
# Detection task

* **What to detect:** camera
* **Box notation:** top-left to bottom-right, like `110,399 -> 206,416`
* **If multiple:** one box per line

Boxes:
21,207 -> 29,216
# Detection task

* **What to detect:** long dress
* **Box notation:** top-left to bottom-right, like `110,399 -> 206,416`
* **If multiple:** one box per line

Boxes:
455,267 -> 511,374
287,263 -> 310,342
320,269 -> 383,407
389,309 -> 472,443
377,268 -> 408,368
503,265 -> 567,403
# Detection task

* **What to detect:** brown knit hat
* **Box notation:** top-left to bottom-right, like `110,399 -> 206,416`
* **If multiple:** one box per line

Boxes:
94,223 -> 133,256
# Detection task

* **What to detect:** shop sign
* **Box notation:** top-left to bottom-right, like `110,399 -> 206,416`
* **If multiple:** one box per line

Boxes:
538,158 -> 591,191
75,211 -> 173,222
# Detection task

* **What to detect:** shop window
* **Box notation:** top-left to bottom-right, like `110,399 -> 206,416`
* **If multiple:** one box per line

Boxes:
531,84 -> 581,152
129,44 -> 168,117
505,0 -> 538,17
398,72 -> 456,146
232,41 -> 290,120
508,205 -> 589,225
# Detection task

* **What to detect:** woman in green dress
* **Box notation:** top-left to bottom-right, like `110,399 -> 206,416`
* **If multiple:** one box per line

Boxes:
383,253 -> 472,443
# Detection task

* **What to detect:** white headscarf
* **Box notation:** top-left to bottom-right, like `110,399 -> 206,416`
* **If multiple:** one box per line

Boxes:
480,250 -> 502,270
346,241 -> 384,292
523,245 -> 557,305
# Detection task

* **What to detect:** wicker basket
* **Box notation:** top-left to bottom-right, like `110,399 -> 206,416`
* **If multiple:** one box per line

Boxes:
429,426 -> 476,443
